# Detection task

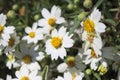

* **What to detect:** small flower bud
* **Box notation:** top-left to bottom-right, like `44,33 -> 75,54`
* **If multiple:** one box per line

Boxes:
83,0 -> 93,9
67,3 -> 74,10
19,6 -> 26,16
66,56 -> 75,67
12,4 -> 19,11
34,14 -> 41,21
7,10 -> 16,19
74,0 -> 79,4
78,12 -> 87,21
85,69 -> 92,75
98,62 -> 108,75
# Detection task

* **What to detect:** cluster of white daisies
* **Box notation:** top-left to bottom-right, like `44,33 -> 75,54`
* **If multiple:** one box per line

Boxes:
0,5 -> 107,80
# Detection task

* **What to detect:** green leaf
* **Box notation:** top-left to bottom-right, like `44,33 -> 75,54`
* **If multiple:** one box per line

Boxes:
102,47 -> 119,61
69,17 -> 80,35
104,19 -> 116,26
93,73 -> 101,80
42,65 -> 49,80
93,0 -> 104,8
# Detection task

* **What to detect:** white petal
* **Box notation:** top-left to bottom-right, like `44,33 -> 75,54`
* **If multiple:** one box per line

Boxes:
57,63 -> 68,73
55,76 -> 64,80
93,36 -> 102,49
38,19 -> 48,27
64,72 -> 72,80
0,13 -> 7,26
4,26 -> 15,34
6,75 -> 12,80
58,47 -> 66,59
31,76 -> 42,80
51,5 -> 61,17
58,26 -> 66,37
41,8 -> 51,18
56,17 -> 65,24
6,62 -> 12,69
28,62 -> 41,71
29,70 -> 38,77
14,51 -> 23,59
90,8 -> 101,22
93,45 -> 102,56
90,61 -> 98,70
32,22 -> 37,31
20,43 -> 29,55
25,27 -> 32,33
20,65 -> 29,76
15,71 -> 22,79
36,52 -> 45,61
51,28 -> 58,37
82,31 -> 87,41
62,35 -> 74,48
95,22 -> 106,33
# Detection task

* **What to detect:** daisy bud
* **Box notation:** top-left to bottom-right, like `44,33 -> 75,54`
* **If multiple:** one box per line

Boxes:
34,14 -> 41,21
78,12 -> 87,21
19,6 -> 26,16
83,0 -> 93,9
12,4 -> 19,11
7,10 -> 16,19
85,69 -> 92,75
98,62 -> 108,75
66,56 -> 75,67
67,3 -> 74,10
74,0 -> 79,4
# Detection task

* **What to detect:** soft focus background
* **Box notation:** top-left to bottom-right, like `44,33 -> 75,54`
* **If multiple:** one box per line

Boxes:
0,0 -> 120,80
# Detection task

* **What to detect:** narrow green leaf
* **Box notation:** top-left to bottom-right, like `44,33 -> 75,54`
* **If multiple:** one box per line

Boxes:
104,19 -> 116,26
42,65 -> 49,80
69,17 -> 80,35
93,0 -> 104,8
93,73 -> 101,80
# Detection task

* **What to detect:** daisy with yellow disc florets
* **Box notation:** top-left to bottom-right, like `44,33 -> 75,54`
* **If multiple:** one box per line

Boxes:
38,5 -> 65,34
81,8 -> 107,70
45,26 -> 74,60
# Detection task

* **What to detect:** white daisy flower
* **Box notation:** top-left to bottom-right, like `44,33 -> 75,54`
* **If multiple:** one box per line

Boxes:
83,48 -> 102,70
0,13 -> 15,46
4,32 -> 20,53
13,65 -> 42,80
55,71 -> 84,80
6,53 -> 20,69
15,42 -> 42,71
45,26 -> 74,60
57,55 -> 86,73
81,8 -> 106,34
22,22 -> 43,44
84,38 -> 103,55
38,5 -> 65,34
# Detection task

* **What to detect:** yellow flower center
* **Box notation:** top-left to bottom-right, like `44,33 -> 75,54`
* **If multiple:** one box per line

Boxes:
29,32 -> 35,38
8,37 -> 15,47
0,25 -> 4,34
22,55 -> 31,64
8,54 -> 14,62
72,73 -> 76,80
83,18 -> 95,32
51,37 -> 62,48
98,65 -> 107,75
48,18 -> 56,26
91,49 -> 97,58
66,56 -> 75,67
21,76 -> 29,80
